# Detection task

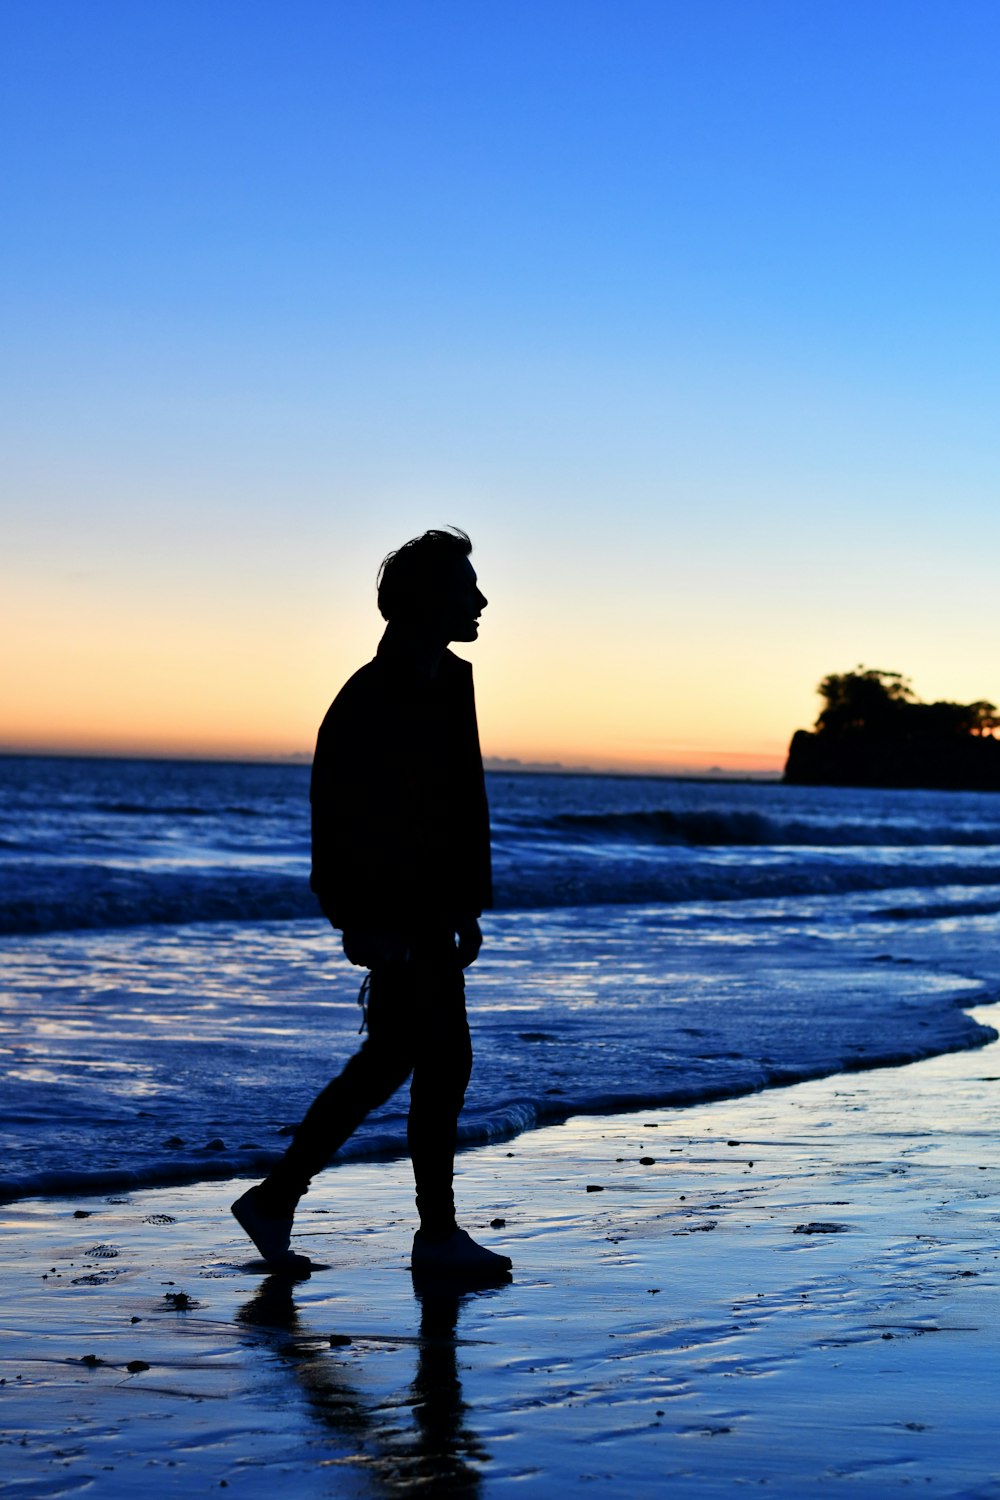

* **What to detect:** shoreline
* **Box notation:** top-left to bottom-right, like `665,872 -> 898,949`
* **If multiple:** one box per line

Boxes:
3,1007 -> 999,1496
3,1012 -> 995,1210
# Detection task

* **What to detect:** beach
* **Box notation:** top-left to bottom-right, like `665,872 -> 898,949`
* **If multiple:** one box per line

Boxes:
4,1010 -> 1000,1497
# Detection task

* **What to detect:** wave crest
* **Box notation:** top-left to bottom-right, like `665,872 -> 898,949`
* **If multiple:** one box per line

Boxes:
549,807 -> 1000,848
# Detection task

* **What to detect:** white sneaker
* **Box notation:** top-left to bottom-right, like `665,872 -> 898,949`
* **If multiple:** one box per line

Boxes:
232,1186 -> 311,1273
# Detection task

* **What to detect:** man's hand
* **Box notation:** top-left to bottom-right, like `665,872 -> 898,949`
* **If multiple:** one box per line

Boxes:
456,919 -> 483,969
342,929 -> 410,968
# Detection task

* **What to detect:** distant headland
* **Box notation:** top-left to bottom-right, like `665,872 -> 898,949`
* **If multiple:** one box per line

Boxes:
784,668 -> 1000,791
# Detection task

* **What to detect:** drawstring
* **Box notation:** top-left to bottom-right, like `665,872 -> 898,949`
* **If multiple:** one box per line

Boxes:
357,972 -> 371,1034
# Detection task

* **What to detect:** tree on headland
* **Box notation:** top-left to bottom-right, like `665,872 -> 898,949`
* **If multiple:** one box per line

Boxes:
815,668 -> 915,735
965,701 -> 1000,737
784,667 -> 1000,790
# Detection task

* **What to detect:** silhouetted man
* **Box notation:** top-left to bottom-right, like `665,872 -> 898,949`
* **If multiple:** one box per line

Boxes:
233,528 -> 511,1278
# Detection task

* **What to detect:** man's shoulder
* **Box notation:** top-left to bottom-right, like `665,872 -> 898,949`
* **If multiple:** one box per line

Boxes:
336,657 -> 383,700
317,648 -> 472,735
316,658 -> 385,735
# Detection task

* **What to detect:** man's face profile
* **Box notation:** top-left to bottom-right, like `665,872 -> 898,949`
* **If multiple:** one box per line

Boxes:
435,557 -> 488,644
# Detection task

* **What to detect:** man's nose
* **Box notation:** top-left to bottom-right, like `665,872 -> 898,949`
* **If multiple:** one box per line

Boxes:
477,590 -> 488,610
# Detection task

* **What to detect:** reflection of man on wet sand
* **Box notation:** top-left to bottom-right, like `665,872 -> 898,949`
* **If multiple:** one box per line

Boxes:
233,528 -> 511,1279
237,1274 -> 490,1493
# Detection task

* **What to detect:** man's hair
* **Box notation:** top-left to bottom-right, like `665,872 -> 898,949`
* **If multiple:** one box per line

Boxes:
376,527 -> 472,622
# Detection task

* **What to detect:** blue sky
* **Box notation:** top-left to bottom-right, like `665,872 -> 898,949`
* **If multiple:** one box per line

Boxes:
4,1 -> 1000,766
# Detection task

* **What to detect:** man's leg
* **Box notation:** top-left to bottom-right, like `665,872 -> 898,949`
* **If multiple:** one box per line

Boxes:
233,964 -> 415,1266
406,956 -> 472,1239
406,947 -> 512,1278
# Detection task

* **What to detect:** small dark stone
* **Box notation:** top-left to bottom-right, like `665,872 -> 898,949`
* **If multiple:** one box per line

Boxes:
73,1210 -> 92,1219
586,1184 -> 605,1193
203,1138 -> 225,1151
125,1360 -> 150,1373
328,1334 -> 352,1346
79,1354 -> 103,1367
163,1136 -> 184,1148
727,1140 -> 740,1147
639,1157 -> 656,1166
490,1217 -> 506,1228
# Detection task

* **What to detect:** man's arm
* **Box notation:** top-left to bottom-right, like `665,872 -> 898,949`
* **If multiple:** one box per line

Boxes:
310,665 -> 420,961
309,670 -> 395,933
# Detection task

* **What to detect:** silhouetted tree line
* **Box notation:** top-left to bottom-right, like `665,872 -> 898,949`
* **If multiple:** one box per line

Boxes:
784,668 -> 1000,790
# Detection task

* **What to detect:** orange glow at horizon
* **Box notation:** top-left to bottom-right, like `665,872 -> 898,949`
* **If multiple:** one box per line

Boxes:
2,566 -> 800,774
0,732 -> 788,776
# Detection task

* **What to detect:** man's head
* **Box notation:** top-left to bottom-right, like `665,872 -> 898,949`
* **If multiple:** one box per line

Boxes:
377,527 -> 487,643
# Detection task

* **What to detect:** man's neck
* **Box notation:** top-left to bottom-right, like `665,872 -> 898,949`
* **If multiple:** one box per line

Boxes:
380,622 -> 449,677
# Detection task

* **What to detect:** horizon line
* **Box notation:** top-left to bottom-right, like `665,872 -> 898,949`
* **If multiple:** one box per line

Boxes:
0,744 -> 785,780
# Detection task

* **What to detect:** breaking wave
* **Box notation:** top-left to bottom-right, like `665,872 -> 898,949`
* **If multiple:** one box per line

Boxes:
544,807 -> 1000,848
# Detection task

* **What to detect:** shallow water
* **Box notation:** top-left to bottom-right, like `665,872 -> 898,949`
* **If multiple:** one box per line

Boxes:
2,891 -> 997,1201
4,757 -> 1000,1201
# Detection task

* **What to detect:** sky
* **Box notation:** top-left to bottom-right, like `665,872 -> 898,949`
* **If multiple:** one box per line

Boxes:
3,0 -> 1000,773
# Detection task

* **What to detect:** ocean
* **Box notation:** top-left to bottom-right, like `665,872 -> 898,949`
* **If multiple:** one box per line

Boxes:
2,754 -> 1000,1203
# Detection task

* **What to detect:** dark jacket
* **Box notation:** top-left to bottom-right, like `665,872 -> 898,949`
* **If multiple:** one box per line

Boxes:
309,635 -> 492,932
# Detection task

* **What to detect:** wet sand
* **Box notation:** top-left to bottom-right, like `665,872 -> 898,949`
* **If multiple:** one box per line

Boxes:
3,1004 -> 999,1497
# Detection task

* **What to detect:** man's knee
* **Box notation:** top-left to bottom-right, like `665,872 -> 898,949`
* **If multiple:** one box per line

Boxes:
311,1031 -> 413,1115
